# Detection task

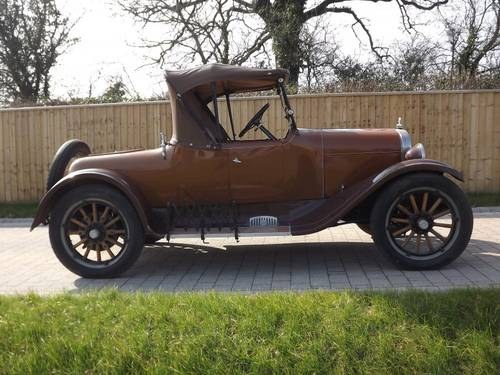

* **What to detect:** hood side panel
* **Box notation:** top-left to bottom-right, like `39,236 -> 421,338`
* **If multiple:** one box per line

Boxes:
322,129 -> 401,197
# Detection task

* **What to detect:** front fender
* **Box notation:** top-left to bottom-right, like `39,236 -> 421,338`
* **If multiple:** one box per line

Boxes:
291,159 -> 463,235
372,159 -> 463,184
30,168 -> 158,235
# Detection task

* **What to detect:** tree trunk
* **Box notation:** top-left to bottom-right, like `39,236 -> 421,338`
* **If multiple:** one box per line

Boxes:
256,0 -> 305,87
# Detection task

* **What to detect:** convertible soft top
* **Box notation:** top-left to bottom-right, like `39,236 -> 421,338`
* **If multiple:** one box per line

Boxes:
165,63 -> 289,147
165,63 -> 289,102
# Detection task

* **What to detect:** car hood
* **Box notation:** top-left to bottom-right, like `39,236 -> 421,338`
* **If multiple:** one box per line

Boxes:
320,128 -> 407,158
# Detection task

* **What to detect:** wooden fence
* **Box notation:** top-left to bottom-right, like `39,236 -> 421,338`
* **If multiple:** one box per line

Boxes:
0,90 -> 499,202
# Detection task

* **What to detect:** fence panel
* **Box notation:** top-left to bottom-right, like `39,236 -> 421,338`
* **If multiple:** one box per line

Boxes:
0,90 -> 499,202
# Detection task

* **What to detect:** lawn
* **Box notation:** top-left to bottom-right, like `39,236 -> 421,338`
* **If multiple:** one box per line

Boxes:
0,202 -> 37,218
0,289 -> 498,374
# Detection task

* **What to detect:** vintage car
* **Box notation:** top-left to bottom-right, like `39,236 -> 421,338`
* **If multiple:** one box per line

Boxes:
31,64 -> 473,278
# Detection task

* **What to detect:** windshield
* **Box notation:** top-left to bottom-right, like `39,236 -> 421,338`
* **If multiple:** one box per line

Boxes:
206,82 -> 297,142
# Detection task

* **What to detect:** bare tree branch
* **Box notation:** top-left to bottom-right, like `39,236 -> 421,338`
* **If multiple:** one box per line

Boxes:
325,6 -> 390,59
120,0 -> 271,68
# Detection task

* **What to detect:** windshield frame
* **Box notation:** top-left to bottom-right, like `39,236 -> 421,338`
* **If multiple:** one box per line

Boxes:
277,78 -> 297,131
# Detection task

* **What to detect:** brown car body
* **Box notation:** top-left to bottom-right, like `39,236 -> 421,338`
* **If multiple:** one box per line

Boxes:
32,64 -> 473,277
32,64 -> 462,239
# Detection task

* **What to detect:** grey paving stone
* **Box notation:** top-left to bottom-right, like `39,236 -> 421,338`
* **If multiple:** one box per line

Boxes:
2,215 -> 500,294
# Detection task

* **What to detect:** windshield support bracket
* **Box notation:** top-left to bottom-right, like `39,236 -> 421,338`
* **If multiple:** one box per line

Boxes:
277,79 -> 297,131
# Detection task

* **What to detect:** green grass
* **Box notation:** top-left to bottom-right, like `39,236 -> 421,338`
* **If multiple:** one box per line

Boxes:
0,289 -> 498,374
0,202 -> 37,218
467,193 -> 500,207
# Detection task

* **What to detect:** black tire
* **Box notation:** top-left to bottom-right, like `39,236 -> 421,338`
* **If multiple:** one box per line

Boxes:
47,139 -> 91,191
49,184 -> 145,278
370,173 -> 473,269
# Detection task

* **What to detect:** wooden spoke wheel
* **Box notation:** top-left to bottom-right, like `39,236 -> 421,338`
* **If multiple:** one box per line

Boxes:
49,185 -> 144,278
386,189 -> 458,258
370,173 -> 473,269
65,201 -> 128,264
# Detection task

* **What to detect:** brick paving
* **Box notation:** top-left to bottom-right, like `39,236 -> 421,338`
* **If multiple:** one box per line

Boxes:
0,213 -> 499,294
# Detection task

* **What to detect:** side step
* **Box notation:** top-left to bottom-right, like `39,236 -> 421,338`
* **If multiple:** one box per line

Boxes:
168,226 -> 291,239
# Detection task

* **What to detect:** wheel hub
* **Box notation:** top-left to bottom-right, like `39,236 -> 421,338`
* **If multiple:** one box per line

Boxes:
86,223 -> 105,242
88,228 -> 101,240
417,218 -> 430,231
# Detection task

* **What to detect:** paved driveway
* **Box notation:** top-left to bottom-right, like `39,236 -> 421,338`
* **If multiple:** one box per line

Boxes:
1,213 -> 499,294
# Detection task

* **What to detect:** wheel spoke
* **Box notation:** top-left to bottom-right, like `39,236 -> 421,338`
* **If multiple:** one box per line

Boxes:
102,242 -> 114,258
70,218 -> 87,229
106,237 -> 124,248
104,216 -> 121,228
68,230 -> 85,235
429,228 -> 447,242
99,207 -> 110,223
409,194 -> 419,214
433,222 -> 453,228
433,209 -> 451,220
425,233 -> 434,252
421,192 -> 429,213
92,203 -> 98,223
96,244 -> 101,262
397,204 -> 413,217
428,197 -> 443,215
391,217 -> 410,224
401,230 -> 415,248
73,238 -> 86,248
79,208 -> 91,224
392,225 -> 412,237
415,233 -> 422,253
83,247 -> 91,259
107,229 -> 126,235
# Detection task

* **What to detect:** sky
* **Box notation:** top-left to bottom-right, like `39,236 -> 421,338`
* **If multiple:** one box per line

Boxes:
51,0 -> 438,99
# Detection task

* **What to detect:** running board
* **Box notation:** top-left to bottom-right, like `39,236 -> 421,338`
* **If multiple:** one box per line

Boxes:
168,226 -> 291,239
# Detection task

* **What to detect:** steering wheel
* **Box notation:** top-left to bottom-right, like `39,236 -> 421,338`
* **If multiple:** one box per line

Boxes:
238,103 -> 270,138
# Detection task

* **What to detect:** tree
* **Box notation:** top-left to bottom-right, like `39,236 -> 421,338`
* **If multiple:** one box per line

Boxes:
390,36 -> 440,90
441,0 -> 500,83
299,18 -> 339,91
121,1 -> 449,85
0,0 -> 76,103
233,0 -> 449,84
120,0 -> 271,68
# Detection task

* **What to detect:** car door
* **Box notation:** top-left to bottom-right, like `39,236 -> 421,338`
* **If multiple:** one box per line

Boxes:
223,140 -> 285,204
167,144 -> 231,204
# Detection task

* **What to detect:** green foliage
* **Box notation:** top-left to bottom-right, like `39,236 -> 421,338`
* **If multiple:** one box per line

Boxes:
0,0 -> 76,103
0,289 -> 498,374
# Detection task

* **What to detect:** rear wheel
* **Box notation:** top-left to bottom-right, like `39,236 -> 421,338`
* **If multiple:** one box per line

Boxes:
49,184 -> 144,278
371,173 -> 473,269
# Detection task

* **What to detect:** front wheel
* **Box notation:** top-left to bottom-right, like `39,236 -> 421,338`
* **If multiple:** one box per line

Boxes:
370,173 -> 473,269
49,184 -> 144,278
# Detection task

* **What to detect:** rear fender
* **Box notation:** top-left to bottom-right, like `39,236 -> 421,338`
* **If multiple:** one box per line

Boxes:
31,168 -> 158,235
291,159 -> 463,235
